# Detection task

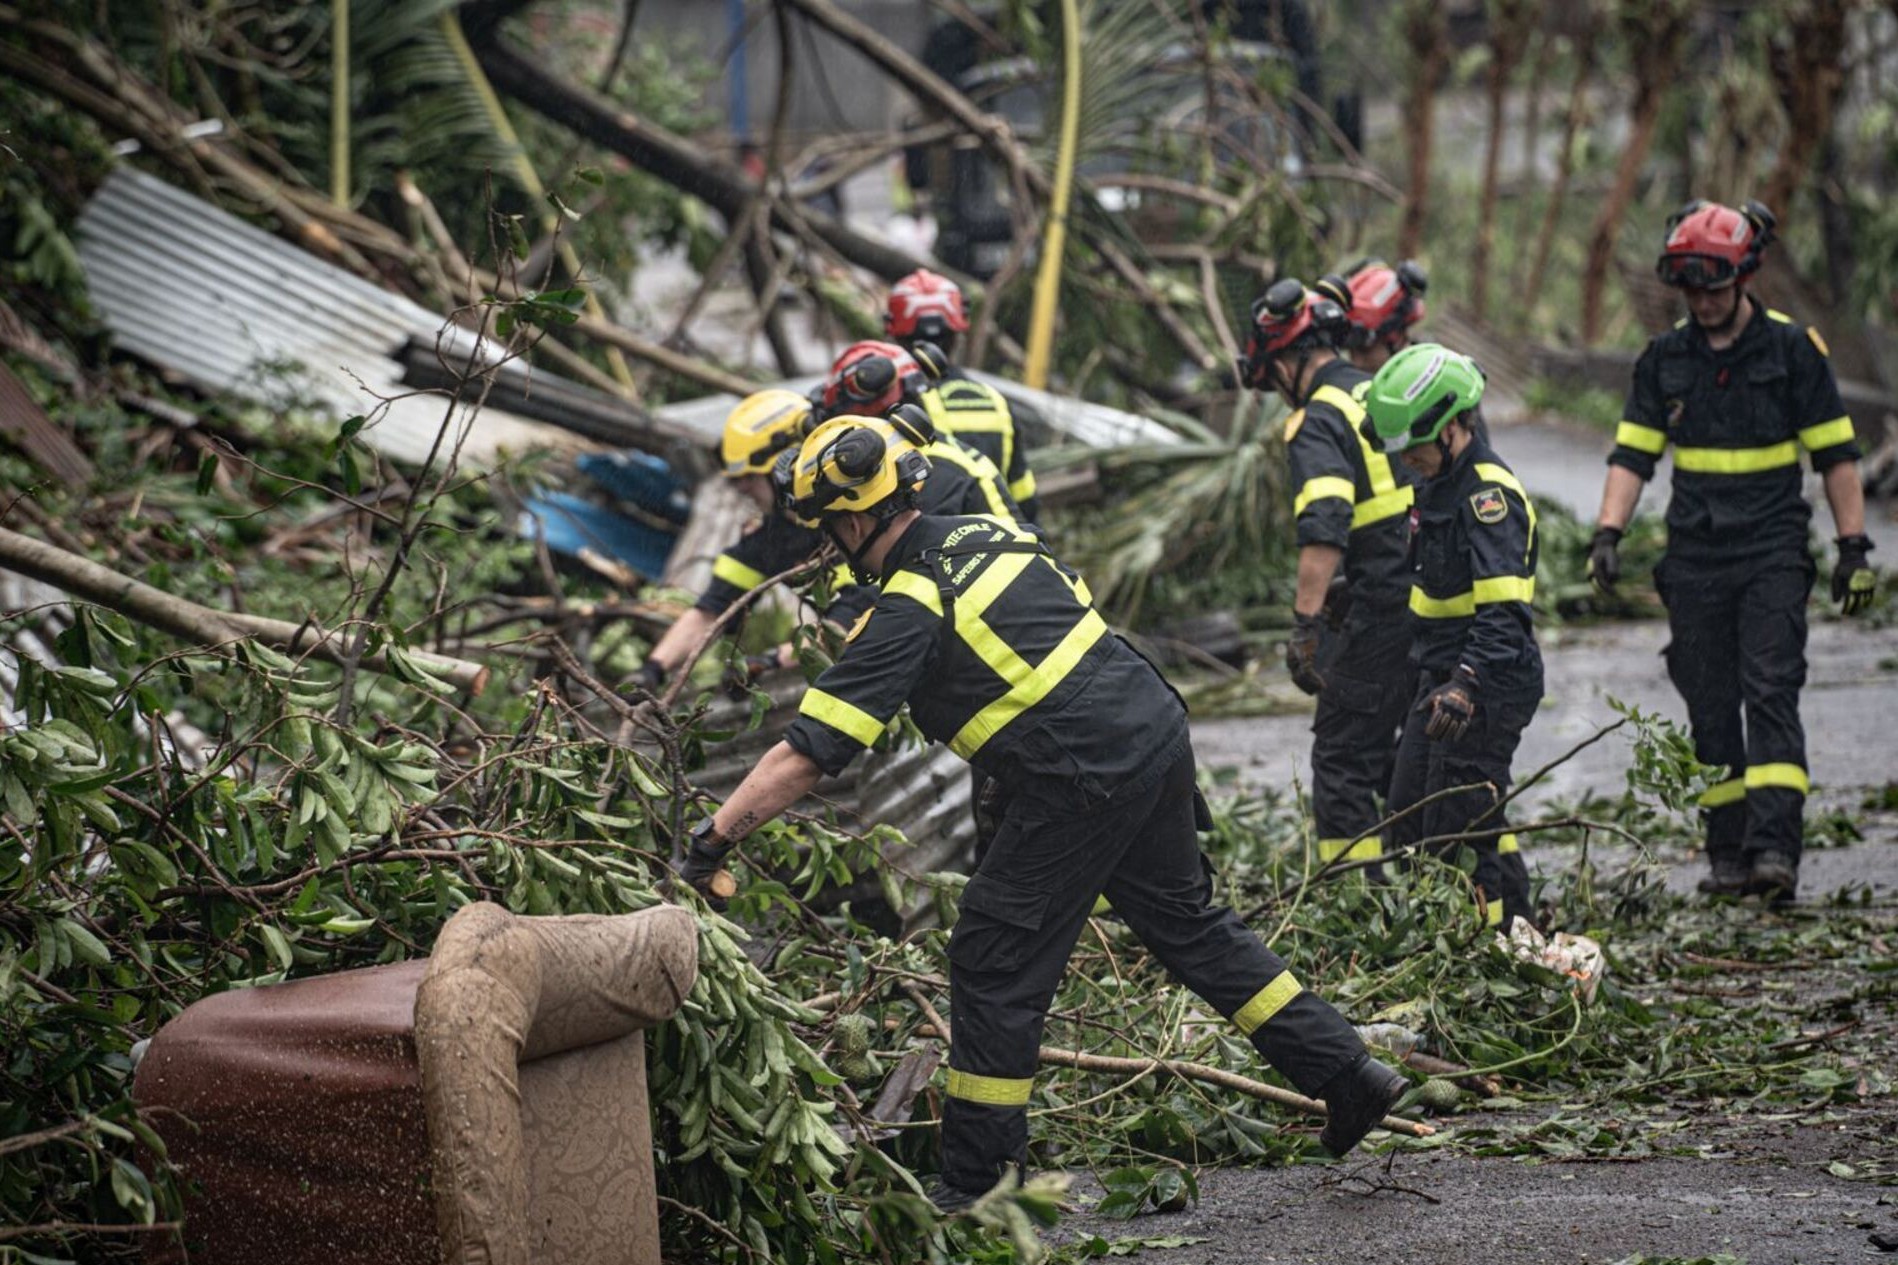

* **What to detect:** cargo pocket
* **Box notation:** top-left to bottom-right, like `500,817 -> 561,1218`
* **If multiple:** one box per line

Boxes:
948,876 -> 1050,975
1321,670 -> 1382,717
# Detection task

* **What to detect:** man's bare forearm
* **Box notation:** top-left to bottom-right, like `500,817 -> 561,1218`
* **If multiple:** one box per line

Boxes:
710,741 -> 825,842
1822,462 -> 1866,539
1293,544 -> 1343,617
1595,465 -> 1646,531
648,606 -> 716,672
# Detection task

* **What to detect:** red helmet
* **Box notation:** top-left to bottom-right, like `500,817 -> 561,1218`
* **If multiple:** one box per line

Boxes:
1337,259 -> 1427,350
1656,200 -> 1776,289
823,340 -> 927,416
1240,278 -> 1345,389
885,269 -> 969,340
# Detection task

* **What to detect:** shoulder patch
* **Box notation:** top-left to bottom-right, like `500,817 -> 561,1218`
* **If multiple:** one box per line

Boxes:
1807,326 -> 1830,358
1470,485 -> 1508,525
1282,408 -> 1307,443
844,607 -> 875,644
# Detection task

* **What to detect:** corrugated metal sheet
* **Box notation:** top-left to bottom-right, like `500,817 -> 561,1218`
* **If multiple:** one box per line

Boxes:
75,167 -> 591,470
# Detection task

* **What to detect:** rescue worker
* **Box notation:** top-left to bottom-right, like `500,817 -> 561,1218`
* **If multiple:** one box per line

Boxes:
673,414 -> 1408,1208
1587,200 -> 1876,901
1240,278 -> 1416,873
1362,345 -> 1538,930
1318,258 -> 1429,373
821,340 -> 1032,531
635,389 -> 867,692
884,269 -> 1043,521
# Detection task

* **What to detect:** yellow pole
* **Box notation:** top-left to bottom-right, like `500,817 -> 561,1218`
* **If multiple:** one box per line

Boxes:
440,14 -> 638,397
1022,0 -> 1081,390
330,0 -> 349,207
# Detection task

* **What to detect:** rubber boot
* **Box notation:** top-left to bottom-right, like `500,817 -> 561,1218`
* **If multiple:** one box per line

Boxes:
926,1180 -> 985,1214
1317,1054 -> 1407,1158
1696,853 -> 1751,897
1747,850 -> 1798,903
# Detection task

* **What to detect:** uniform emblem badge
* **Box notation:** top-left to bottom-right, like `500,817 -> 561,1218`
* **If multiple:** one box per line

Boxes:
1282,408 -> 1307,443
844,608 -> 874,643
1471,486 -> 1508,524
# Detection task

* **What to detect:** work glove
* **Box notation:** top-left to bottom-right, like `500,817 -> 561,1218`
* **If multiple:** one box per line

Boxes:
674,819 -> 736,912
1832,535 -> 1877,615
1420,664 -> 1479,742
625,659 -> 667,698
1285,612 -> 1327,696
724,650 -> 782,698
1321,573 -> 1354,632
1586,526 -> 1622,597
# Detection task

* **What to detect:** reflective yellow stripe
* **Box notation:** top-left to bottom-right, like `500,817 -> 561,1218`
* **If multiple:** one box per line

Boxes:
1745,763 -> 1809,795
1674,442 -> 1799,474
1351,484 -> 1414,529
883,570 -> 944,615
1798,417 -> 1855,451
949,609 -> 1108,757
1498,833 -> 1520,854
1410,587 -> 1474,618
1616,421 -> 1669,455
1009,469 -> 1038,502
1233,973 -> 1303,1035
1473,575 -> 1535,605
1766,308 -> 1793,324
1294,476 -> 1356,516
828,563 -> 855,590
1318,837 -> 1382,863
712,553 -> 767,591
798,689 -> 887,746
945,1068 -> 1033,1106
928,441 -> 1018,524
1483,896 -> 1504,927
1699,777 -> 1746,808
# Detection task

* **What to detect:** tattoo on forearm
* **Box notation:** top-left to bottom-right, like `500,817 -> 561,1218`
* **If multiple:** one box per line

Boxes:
728,810 -> 760,841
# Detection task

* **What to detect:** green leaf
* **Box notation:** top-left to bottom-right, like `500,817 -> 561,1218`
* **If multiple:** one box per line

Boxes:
196,449 -> 219,496
259,923 -> 295,973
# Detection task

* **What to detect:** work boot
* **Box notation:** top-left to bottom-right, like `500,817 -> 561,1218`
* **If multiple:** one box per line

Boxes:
1747,850 -> 1798,903
1696,854 -> 1752,897
1317,1054 -> 1407,1158
926,1179 -> 992,1214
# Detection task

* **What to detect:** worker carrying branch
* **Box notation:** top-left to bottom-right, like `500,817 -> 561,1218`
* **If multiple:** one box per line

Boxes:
670,415 -> 1407,1210
1588,199 -> 1876,902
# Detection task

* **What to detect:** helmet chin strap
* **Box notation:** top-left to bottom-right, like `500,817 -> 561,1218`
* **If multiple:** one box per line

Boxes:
826,514 -> 894,585
1698,285 -> 1746,336
1270,350 -> 1313,406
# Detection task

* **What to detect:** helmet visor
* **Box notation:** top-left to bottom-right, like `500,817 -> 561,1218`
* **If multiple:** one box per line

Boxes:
1657,253 -> 1739,290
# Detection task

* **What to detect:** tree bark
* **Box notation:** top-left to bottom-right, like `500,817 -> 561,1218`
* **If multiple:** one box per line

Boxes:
1524,11 -> 1598,303
1761,0 -> 1850,226
1473,0 -> 1536,322
1580,0 -> 1688,345
0,527 -> 491,694
1510,24 -> 1556,278
1397,0 -> 1449,258
469,35 -> 941,284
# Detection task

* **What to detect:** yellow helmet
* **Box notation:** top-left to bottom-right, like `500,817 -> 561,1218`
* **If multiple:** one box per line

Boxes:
781,415 -> 930,526
720,389 -> 812,478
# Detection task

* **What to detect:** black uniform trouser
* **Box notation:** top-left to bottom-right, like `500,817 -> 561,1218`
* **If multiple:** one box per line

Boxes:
1310,610 -> 1414,865
1387,671 -> 1539,928
940,746 -> 1367,1193
1656,552 -> 1813,862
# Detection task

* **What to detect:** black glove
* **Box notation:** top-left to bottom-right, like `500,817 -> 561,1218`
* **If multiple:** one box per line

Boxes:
1832,534 -> 1876,615
675,819 -> 735,911
1420,664 -> 1479,742
1321,574 -> 1354,632
627,659 -> 667,697
1586,526 -> 1622,597
1285,612 -> 1326,696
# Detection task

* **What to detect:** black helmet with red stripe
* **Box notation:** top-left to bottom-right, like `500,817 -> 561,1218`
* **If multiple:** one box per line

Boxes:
1239,278 -> 1346,390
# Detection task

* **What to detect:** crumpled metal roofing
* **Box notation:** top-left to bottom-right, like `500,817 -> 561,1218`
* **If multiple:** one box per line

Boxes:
75,167 -> 590,470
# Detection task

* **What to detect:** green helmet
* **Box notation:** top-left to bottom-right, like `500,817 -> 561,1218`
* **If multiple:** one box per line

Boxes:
1362,343 -> 1486,454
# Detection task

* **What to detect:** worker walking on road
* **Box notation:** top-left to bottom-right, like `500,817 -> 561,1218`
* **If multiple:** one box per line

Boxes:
884,269 -> 1043,522
1363,345 -> 1540,930
1241,278 -> 1417,873
672,415 -> 1407,1209
1587,200 -> 1877,901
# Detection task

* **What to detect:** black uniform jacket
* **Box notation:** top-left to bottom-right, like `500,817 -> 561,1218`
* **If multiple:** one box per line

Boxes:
784,515 -> 1189,814
1408,438 -> 1542,688
1611,298 -> 1860,562
1285,359 -> 1417,610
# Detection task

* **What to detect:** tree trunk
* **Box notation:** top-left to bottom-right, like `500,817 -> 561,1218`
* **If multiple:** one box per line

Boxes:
1397,0 -> 1449,258
1580,1 -> 1688,345
1509,24 -> 1557,281
1525,12 -> 1598,303
0,527 -> 491,695
1472,0 -> 1536,322
1761,0 -> 1850,226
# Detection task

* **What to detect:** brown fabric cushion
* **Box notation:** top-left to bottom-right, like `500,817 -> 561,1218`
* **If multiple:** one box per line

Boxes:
132,960 -> 437,1265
